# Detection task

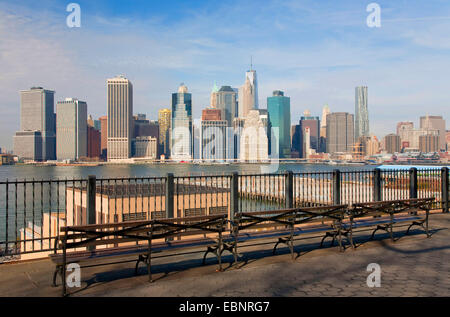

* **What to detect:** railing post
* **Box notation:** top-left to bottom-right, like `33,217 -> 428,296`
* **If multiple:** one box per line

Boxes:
442,167 -> 449,213
409,167 -> 418,199
230,172 -> 239,221
373,168 -> 381,202
285,170 -> 293,208
165,173 -> 174,218
87,175 -> 96,225
87,175 -> 96,252
333,169 -> 341,205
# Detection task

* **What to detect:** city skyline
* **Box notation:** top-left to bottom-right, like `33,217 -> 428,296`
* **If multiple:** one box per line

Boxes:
1,0 -> 450,150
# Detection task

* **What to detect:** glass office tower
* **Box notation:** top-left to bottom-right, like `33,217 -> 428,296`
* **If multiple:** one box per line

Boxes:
267,90 -> 291,158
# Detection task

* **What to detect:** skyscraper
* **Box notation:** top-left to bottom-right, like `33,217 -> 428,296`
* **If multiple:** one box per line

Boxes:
107,75 -> 133,161
171,83 -> 193,161
13,87 -> 56,161
420,115 -> 446,150
210,82 -> 219,109
240,110 -> 269,162
216,86 -> 237,126
326,112 -> 354,153
158,108 -> 171,157
267,90 -> 291,158
56,98 -> 87,161
200,108 -> 227,161
355,86 -> 369,140
238,67 -> 259,118
292,110 -> 320,158
99,115 -> 108,158
320,104 -> 330,138
384,134 -> 401,154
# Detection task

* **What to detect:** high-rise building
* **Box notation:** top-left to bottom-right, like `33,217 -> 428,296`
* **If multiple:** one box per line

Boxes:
56,98 -> 87,161
396,121 -> 439,150
99,116 -> 107,158
320,104 -> 330,138
87,125 -> 101,159
171,83 -> 193,161
133,114 -> 159,144
158,109 -> 171,158
13,87 -> 56,161
133,136 -> 158,158
267,90 -> 291,158
216,86 -> 237,126
238,67 -> 259,118
420,115 -> 446,150
200,108 -> 227,161
384,134 -> 401,154
292,110 -> 320,158
326,112 -> 354,153
107,75 -> 133,161
210,82 -> 219,109
240,110 -> 269,162
13,131 -> 42,161
355,86 -> 369,140
419,134 -> 439,153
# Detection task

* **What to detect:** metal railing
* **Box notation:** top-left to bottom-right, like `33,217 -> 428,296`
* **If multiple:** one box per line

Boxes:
0,167 -> 448,260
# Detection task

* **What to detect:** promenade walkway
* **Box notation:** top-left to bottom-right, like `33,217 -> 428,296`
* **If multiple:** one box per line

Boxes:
0,213 -> 449,297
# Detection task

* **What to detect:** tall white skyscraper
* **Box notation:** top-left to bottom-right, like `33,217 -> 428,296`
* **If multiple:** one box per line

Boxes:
355,86 -> 369,140
171,83 -> 193,161
238,66 -> 259,118
107,75 -> 133,161
56,98 -> 87,161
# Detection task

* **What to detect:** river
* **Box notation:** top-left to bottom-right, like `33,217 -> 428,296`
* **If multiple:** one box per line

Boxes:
0,163 -> 377,181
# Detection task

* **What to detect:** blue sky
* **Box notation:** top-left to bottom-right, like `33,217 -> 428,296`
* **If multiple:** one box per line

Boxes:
0,0 -> 449,150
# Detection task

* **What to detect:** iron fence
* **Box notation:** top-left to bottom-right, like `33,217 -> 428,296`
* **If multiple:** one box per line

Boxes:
0,167 -> 448,260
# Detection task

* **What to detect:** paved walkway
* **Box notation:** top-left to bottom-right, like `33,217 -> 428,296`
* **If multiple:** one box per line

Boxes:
1,213 -> 449,297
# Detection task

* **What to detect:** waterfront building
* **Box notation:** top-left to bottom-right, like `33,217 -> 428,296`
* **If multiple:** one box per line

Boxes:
384,134 -> 401,154
171,83 -> 193,161
107,75 -> 133,161
240,110 -> 269,162
355,86 -> 369,140
56,98 -> 87,161
233,117 -> 245,160
396,121 -> 439,150
320,104 -> 330,139
292,110 -> 320,158
87,125 -> 101,159
326,112 -> 354,154
99,116 -> 107,158
158,108 -> 171,158
216,86 -> 237,126
133,136 -> 158,159
267,90 -> 291,159
200,108 -> 227,161
420,115 -> 446,150
419,134 -> 439,153
13,87 -> 56,161
133,114 -> 159,145
13,131 -> 42,161
365,135 -> 381,156
238,67 -> 259,118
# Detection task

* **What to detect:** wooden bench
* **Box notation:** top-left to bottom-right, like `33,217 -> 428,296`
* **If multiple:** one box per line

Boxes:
345,197 -> 434,248
50,214 -> 227,296
225,205 -> 348,263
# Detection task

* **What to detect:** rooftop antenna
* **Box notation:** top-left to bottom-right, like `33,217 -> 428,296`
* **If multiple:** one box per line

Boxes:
250,55 -> 253,71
